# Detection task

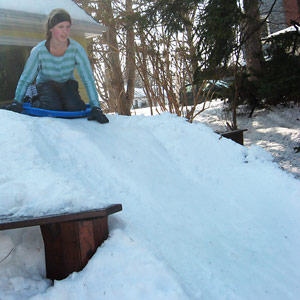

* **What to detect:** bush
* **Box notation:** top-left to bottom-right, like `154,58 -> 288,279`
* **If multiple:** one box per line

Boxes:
193,30 -> 300,112
229,31 -> 300,109
257,49 -> 300,105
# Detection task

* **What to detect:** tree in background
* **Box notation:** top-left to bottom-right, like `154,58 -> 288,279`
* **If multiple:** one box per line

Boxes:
74,0 -> 135,116
75,0 -> 209,121
135,7 -> 206,120
75,0 -> 297,125
242,0 -> 264,79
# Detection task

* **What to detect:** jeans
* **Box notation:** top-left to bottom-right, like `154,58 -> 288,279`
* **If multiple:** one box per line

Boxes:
33,80 -> 86,111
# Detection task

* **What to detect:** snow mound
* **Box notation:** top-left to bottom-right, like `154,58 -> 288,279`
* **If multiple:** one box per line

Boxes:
0,110 -> 300,300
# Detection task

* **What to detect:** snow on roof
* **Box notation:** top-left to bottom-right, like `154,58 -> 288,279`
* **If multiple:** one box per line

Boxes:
266,25 -> 297,39
0,0 -> 95,23
0,0 -> 106,38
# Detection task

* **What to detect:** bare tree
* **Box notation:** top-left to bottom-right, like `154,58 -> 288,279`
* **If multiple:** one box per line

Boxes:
74,0 -> 135,115
135,13 -> 213,122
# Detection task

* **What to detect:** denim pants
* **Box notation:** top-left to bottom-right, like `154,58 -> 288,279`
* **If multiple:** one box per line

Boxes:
33,80 -> 86,111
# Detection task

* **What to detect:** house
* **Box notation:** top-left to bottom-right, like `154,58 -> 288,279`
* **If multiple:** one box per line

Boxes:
260,0 -> 300,56
0,0 -> 106,103
132,88 -> 148,109
260,0 -> 300,37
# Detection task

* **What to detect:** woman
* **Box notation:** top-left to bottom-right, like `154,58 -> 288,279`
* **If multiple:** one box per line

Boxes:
2,8 -> 108,124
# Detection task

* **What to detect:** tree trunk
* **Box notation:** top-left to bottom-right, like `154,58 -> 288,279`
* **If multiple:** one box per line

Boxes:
136,32 -> 154,115
124,0 -> 136,116
243,0 -> 264,80
98,0 -> 126,115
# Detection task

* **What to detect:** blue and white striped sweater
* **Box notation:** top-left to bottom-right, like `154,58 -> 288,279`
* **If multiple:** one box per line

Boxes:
14,39 -> 100,108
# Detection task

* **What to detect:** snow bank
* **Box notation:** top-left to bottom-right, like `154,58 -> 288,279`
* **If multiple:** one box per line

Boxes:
0,110 -> 300,300
192,100 -> 300,179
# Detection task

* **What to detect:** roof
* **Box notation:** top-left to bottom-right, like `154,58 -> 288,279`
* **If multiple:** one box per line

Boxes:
266,26 -> 297,39
0,0 -> 106,42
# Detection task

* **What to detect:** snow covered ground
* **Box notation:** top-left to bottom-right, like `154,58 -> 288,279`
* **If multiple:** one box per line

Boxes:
194,100 -> 300,179
134,100 -> 300,179
0,103 -> 300,300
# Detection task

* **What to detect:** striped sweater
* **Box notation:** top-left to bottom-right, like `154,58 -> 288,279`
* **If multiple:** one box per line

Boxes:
14,38 -> 100,108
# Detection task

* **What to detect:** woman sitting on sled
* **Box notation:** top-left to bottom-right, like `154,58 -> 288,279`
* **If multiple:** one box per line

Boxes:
1,8 -> 108,124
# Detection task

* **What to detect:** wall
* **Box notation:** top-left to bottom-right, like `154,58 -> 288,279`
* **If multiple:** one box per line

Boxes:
260,0 -> 300,35
260,0 -> 287,34
283,0 -> 300,24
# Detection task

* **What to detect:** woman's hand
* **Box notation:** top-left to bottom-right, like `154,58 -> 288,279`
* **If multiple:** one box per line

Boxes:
88,107 -> 109,124
0,101 -> 23,113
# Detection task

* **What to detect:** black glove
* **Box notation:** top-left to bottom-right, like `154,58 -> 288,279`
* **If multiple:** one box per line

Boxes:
88,107 -> 109,124
0,101 -> 23,113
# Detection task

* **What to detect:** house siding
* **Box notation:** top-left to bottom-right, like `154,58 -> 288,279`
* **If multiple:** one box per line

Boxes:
260,0 -> 287,34
261,0 -> 300,35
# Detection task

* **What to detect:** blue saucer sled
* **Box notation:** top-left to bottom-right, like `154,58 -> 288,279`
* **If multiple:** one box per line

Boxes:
22,103 -> 91,118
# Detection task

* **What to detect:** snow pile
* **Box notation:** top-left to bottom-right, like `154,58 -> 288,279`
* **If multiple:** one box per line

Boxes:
0,110 -> 300,300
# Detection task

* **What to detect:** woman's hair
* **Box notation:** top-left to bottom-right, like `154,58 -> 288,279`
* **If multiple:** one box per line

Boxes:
45,8 -> 72,40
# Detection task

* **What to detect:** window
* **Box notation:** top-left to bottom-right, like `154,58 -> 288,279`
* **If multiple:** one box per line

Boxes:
0,45 -> 32,102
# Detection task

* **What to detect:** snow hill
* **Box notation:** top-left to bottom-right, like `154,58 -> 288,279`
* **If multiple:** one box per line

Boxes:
0,110 -> 300,300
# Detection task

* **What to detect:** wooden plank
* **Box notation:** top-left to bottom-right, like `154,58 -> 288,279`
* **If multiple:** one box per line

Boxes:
0,204 -> 122,230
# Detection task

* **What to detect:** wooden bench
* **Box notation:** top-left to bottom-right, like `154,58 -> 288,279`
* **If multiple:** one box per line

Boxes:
216,129 -> 248,145
0,204 -> 122,280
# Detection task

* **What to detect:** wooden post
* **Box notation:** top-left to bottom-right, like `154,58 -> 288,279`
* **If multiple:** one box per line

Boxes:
218,129 -> 247,145
41,217 -> 108,280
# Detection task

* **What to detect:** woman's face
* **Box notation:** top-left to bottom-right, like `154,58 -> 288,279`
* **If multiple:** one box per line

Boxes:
50,21 -> 71,42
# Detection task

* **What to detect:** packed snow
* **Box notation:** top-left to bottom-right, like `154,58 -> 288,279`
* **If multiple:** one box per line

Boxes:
0,103 -> 300,300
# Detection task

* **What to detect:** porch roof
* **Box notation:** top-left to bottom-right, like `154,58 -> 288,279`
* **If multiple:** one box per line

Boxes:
0,0 -> 106,39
